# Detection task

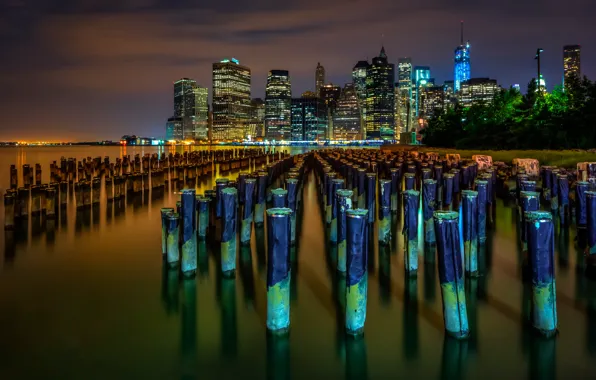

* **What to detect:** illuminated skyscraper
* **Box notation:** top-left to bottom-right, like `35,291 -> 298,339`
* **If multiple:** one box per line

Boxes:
563,45 -> 581,87
364,47 -> 395,140
166,117 -> 183,140
248,98 -> 265,139
443,80 -> 456,109
265,70 -> 292,141
352,61 -> 369,138
333,83 -> 361,140
397,58 -> 413,133
171,78 -> 208,140
320,84 -> 342,113
420,85 -> 445,120
212,58 -> 251,141
315,63 -> 325,97
454,22 -> 471,92
291,96 -> 327,141
460,78 -> 500,107
413,66 -> 431,117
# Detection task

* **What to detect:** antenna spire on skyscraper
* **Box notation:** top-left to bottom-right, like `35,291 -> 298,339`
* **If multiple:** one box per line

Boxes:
460,20 -> 464,45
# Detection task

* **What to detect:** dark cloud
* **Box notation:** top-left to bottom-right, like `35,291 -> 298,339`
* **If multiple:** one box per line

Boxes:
0,0 -> 593,140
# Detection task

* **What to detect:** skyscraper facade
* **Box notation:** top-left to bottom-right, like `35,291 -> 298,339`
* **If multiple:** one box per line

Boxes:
563,45 -> 581,86
397,58 -> 413,133
333,83 -> 361,140
265,70 -> 292,141
166,117 -> 184,140
170,78 -> 209,140
352,61 -> 369,138
315,63 -> 325,97
420,85 -> 445,120
459,78 -> 500,107
212,58 -> 251,141
413,66 -> 431,117
454,23 -> 471,92
247,98 -> 265,139
291,96 -> 327,141
364,47 -> 395,140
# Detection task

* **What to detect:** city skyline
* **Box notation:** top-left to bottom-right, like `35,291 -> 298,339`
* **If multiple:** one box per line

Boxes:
0,0 -> 594,141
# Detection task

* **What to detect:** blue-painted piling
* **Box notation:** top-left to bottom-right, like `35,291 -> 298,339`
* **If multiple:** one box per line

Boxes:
181,189 -> 197,276
365,173 -> 376,224
462,190 -> 478,277
286,178 -> 299,245
346,209 -> 369,336
443,173 -> 455,208
558,174 -> 569,223
542,167 -> 552,202
197,196 -> 210,240
378,179 -> 392,245
587,192 -> 596,256
161,207 -> 175,254
357,169 -> 366,209
337,189 -> 353,274
475,179 -> 488,244
166,213 -> 180,267
434,210 -> 469,339
221,187 -> 238,277
215,178 -> 229,219
520,180 -> 536,193
266,208 -> 293,334
403,190 -> 420,276
450,169 -> 460,194
390,168 -> 400,212
520,191 -> 540,252
404,173 -> 415,191
241,178 -> 256,245
576,182 -> 589,228
271,188 -> 288,208
237,173 -> 247,206
525,211 -> 557,338
255,173 -> 268,226
330,179 -> 345,243
326,173 -> 337,224
550,170 -> 559,212
423,179 -> 438,245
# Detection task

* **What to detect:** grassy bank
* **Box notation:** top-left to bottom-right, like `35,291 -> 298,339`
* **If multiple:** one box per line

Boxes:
382,146 -> 596,168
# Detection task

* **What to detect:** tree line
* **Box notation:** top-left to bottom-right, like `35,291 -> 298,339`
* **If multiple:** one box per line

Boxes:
420,75 -> 596,150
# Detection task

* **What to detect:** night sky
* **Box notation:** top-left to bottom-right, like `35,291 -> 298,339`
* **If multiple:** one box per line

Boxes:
0,0 -> 593,141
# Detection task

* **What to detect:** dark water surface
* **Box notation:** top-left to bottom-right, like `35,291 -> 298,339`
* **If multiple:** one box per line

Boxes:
0,146 -> 595,379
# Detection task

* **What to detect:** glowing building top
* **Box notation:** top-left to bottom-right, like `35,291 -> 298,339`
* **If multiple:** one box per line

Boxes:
563,45 -> 581,86
454,21 -> 471,92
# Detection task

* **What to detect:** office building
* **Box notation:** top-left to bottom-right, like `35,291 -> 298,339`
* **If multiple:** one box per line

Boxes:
291,96 -> 327,141
265,70 -> 292,140
170,78 -> 208,140
247,98 -> 265,140
315,63 -> 325,97
364,47 -> 395,140
212,58 -> 252,141
443,80 -> 456,109
352,61 -> 369,137
460,78 -> 500,107
421,85 -> 445,120
166,117 -> 183,140
333,83 -> 361,140
397,58 -> 413,133
320,84 -> 342,112
563,45 -> 581,86
454,22 -> 471,92
413,66 -> 431,117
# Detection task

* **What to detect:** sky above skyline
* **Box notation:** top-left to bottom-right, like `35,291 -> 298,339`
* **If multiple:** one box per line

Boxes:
0,0 -> 594,141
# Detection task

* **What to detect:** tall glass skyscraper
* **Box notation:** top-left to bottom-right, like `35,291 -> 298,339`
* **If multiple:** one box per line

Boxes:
364,47 -> 395,140
397,58 -> 413,133
352,61 -> 369,138
413,66 -> 431,117
454,22 -> 471,92
265,70 -> 292,141
291,96 -> 327,141
212,58 -> 251,141
333,83 -> 361,140
170,78 -> 208,140
315,63 -> 325,97
563,45 -> 581,87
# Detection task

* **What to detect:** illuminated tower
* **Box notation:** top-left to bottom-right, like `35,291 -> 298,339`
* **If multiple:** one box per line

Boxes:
352,60 -> 369,138
364,46 -> 395,140
212,58 -> 252,141
413,66 -> 431,117
397,58 -> 413,133
454,22 -> 471,92
563,45 -> 581,87
172,78 -> 208,140
315,63 -> 325,97
265,70 -> 292,141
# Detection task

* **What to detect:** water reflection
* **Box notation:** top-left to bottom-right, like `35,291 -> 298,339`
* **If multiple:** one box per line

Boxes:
162,260 -> 180,315
239,246 -> 255,307
440,336 -> 467,380
218,273 -> 238,358
557,224 -> 570,270
4,231 -> 15,264
529,335 -> 555,380
267,333 -> 290,380
180,277 -> 197,380
378,244 -> 391,304
255,226 -> 266,274
403,277 -> 419,361
345,337 -> 368,380
465,278 -> 479,353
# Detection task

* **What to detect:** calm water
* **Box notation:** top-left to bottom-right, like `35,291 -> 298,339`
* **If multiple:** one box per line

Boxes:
0,146 -> 594,379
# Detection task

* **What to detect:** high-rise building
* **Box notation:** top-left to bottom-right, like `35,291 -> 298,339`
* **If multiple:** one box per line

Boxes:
413,66 -> 431,117
166,117 -> 183,140
443,80 -> 456,109
454,22 -> 471,92
397,58 -> 413,133
333,83 -> 361,140
247,98 -> 265,140
364,47 -> 395,140
315,63 -> 325,97
563,45 -> 581,86
291,96 -> 327,141
212,58 -> 251,141
352,61 -> 369,138
190,86 -> 209,140
170,78 -> 208,140
421,85 -> 445,120
320,84 -> 342,139
460,78 -> 500,107
265,70 -> 292,141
